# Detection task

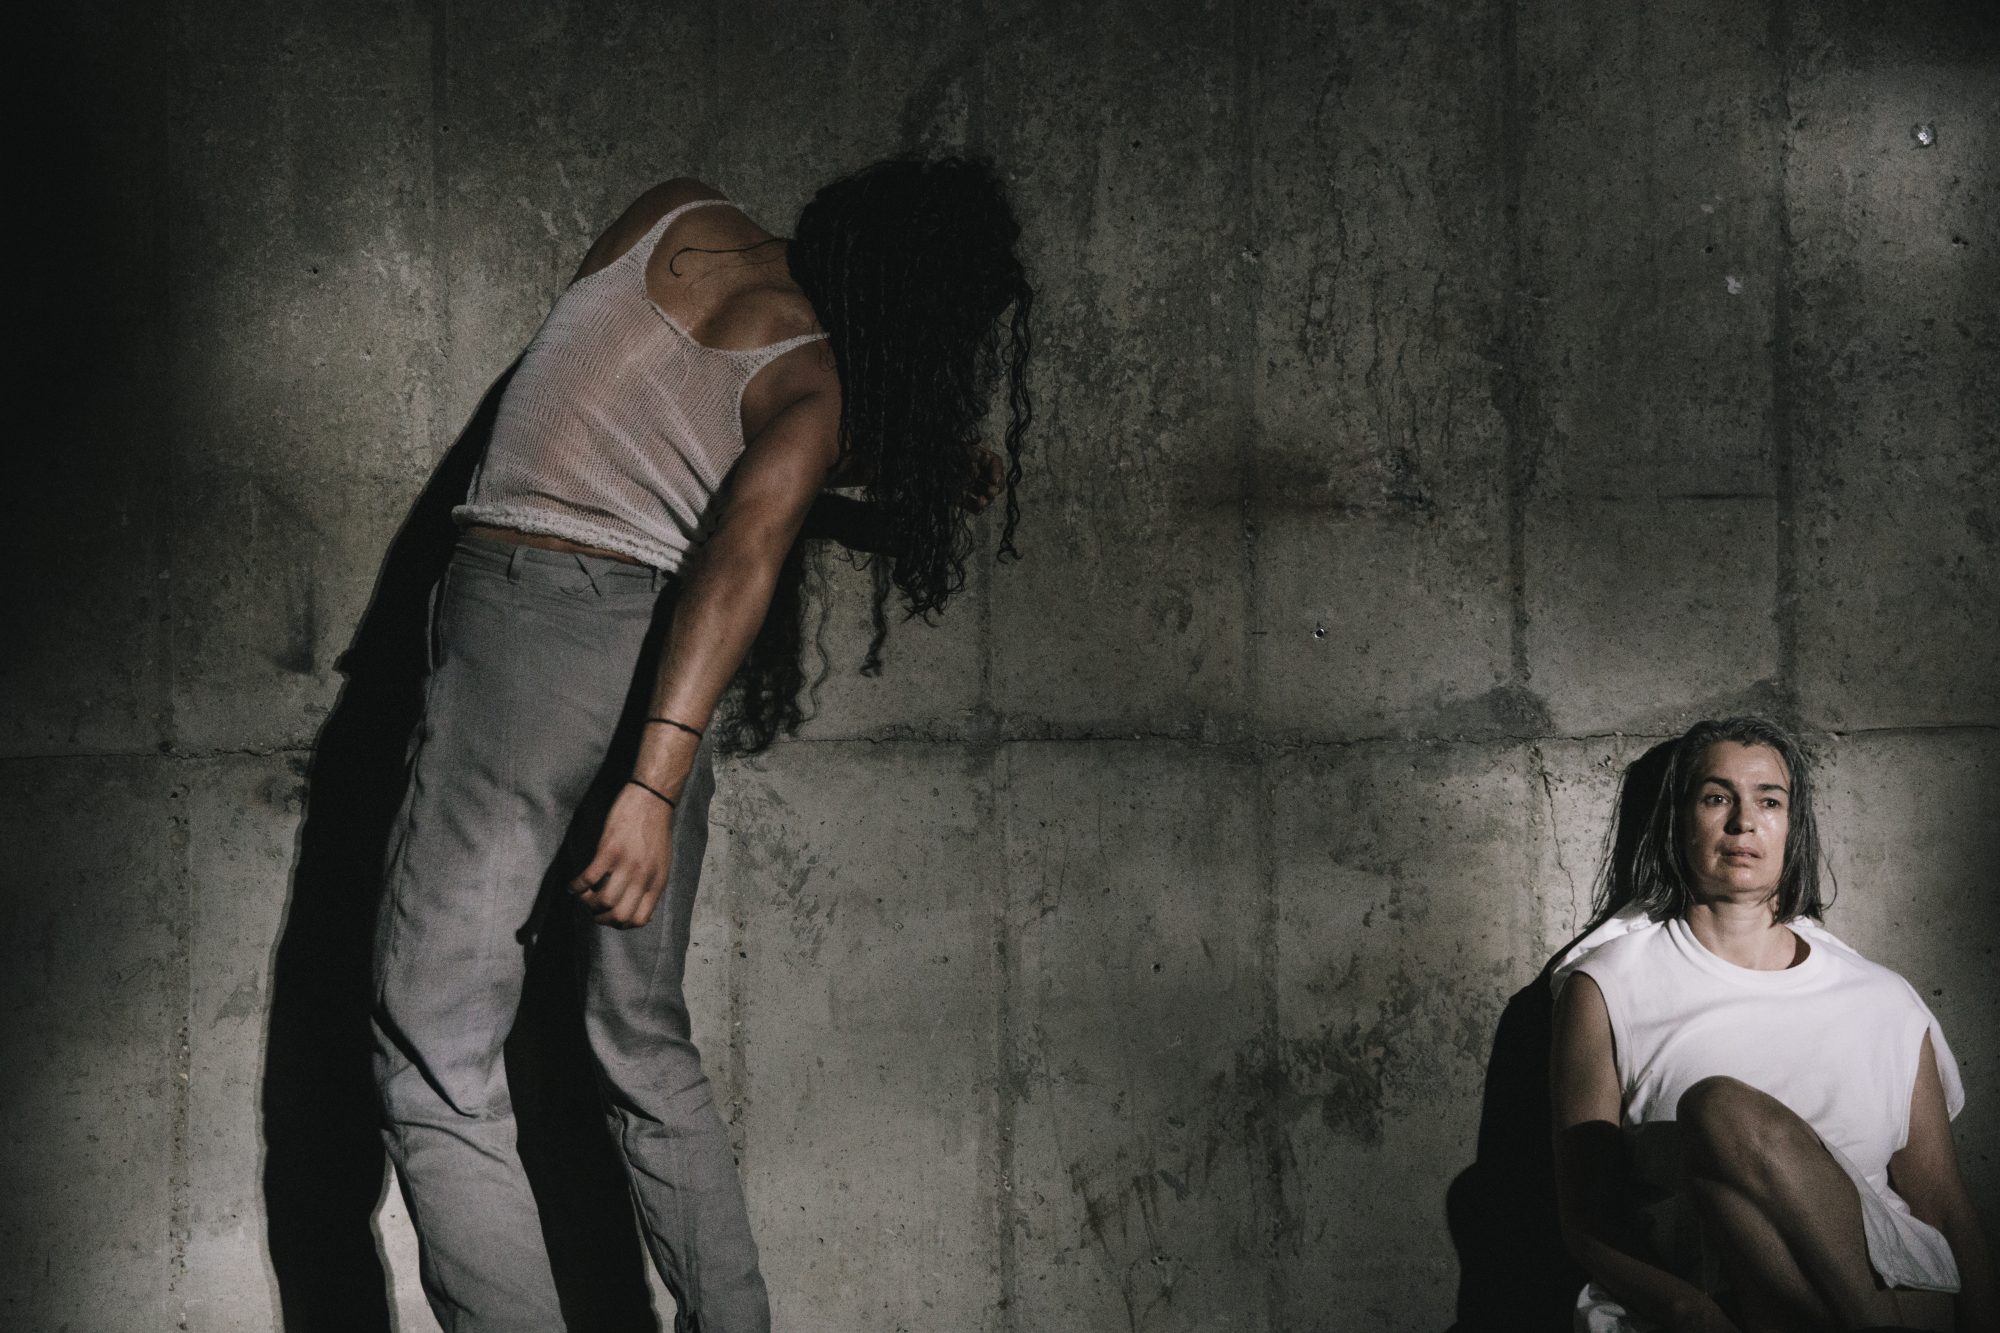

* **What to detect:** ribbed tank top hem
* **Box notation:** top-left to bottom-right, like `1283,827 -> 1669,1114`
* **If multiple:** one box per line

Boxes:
451,503 -> 688,573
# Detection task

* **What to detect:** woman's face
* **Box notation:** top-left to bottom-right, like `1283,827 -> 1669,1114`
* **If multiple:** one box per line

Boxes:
1682,741 -> 1792,902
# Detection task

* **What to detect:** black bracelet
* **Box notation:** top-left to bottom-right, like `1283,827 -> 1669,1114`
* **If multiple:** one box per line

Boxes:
625,777 -> 678,810
644,716 -> 705,740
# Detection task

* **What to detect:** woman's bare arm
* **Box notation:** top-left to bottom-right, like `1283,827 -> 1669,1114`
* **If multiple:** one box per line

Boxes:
639,386 -> 840,750
1552,973 -> 1738,1332
1890,1033 -> 1996,1333
565,383 -> 841,928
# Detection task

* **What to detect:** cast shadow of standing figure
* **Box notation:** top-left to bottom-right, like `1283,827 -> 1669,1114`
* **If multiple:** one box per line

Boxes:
261,367 -> 662,1332
1444,741 -> 1676,1332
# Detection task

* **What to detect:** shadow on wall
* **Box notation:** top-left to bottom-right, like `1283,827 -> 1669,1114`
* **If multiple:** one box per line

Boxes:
1445,741 -> 1675,1331
260,368 -> 663,1332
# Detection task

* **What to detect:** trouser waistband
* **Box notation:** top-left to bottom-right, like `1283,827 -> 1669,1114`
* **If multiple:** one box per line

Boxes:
452,531 -> 672,592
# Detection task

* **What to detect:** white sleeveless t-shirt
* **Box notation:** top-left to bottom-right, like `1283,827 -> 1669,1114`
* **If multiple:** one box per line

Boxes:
1550,909 -> 1963,1331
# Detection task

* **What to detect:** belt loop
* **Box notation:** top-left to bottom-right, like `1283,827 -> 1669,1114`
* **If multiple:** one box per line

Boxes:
573,553 -> 602,596
506,545 -> 526,582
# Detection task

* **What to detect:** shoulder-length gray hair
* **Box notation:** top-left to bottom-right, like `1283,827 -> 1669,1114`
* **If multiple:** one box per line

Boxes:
1603,716 -> 1831,924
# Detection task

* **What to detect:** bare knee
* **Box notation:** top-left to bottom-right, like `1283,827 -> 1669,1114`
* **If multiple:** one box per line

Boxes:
1677,1076 -> 1816,1183
1680,1074 -> 1761,1124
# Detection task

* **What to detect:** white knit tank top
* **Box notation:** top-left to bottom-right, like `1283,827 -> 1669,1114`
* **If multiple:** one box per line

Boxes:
454,199 -> 827,572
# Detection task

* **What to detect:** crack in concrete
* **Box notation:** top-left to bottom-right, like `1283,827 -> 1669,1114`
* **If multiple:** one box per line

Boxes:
1529,741 -> 1582,925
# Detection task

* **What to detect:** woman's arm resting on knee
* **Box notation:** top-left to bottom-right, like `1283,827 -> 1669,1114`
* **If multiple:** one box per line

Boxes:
569,386 -> 841,929
1891,1033 -> 1997,1333
1552,973 -> 1740,1333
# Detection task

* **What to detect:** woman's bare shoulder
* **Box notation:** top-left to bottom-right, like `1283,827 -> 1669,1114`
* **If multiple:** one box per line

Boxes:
573,177 -> 730,280
621,177 -> 730,228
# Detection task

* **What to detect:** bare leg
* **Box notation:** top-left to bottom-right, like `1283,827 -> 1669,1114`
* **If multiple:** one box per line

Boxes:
1677,1076 -> 1924,1331
1685,1175 -> 1824,1329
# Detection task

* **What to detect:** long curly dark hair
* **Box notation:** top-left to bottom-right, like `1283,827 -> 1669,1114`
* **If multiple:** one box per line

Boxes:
713,156 -> 1036,754
1599,716 -> 1832,925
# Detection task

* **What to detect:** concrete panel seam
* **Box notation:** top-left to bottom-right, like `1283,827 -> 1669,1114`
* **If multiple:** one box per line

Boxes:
1499,0 -> 1531,692
994,742 -> 1020,1333
427,0 -> 452,462
6,725 -> 1994,774
759,723 -> 2000,751
0,745 -> 316,763
166,776 -> 194,1325
1771,0 -> 1801,721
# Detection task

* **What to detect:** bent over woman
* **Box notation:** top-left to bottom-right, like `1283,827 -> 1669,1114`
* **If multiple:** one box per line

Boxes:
1550,717 -> 1995,1333
371,159 -> 1034,1333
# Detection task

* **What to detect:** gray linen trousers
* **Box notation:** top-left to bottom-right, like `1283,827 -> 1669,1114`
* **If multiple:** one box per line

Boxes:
372,532 -> 768,1333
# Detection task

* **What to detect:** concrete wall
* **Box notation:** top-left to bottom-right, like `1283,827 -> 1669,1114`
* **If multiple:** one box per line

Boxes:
4,1 -> 1995,1329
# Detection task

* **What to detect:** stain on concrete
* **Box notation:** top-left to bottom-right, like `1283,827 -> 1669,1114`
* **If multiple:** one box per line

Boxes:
1226,971 -> 1427,1148
719,773 -> 838,963
1430,683 -> 1555,737
212,973 -> 262,1025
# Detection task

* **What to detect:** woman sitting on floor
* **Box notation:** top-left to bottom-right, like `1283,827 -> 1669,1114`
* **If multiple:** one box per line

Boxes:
1550,716 -> 1995,1332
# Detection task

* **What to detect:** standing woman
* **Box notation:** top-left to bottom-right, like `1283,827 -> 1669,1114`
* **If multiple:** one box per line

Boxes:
372,158 -> 1034,1333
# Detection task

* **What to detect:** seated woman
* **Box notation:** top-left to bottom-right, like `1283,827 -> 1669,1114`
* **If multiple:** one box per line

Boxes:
1549,717 -> 1994,1332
